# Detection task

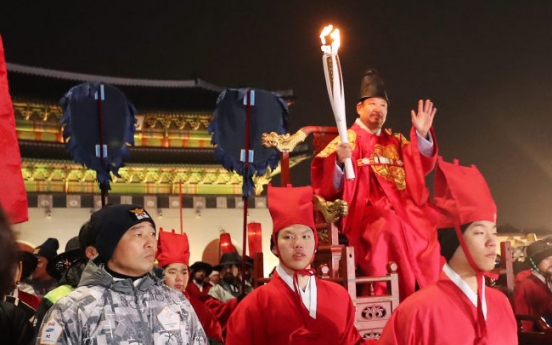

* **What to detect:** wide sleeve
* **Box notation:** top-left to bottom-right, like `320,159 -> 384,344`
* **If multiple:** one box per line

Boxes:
225,296 -> 263,345
201,295 -> 238,329
378,305 -> 428,345
402,126 -> 438,206
512,281 -> 535,331
311,129 -> 357,200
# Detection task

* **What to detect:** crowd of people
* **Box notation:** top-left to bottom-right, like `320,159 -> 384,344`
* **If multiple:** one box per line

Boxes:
1,69 -> 550,345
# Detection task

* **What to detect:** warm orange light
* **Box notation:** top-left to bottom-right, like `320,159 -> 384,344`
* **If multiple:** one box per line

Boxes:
320,25 -> 341,55
247,222 -> 262,255
220,232 -> 234,254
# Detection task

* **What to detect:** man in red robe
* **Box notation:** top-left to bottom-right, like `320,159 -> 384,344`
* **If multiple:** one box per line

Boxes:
156,229 -> 223,344
226,185 -> 365,345
186,261 -> 213,299
513,239 -> 552,330
378,159 -> 517,344
311,69 -> 440,300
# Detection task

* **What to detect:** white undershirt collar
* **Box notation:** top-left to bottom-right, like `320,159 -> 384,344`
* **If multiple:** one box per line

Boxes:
443,263 -> 487,319
276,264 -> 318,319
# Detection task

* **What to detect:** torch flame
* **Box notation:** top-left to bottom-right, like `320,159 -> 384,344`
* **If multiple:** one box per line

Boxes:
320,25 -> 341,55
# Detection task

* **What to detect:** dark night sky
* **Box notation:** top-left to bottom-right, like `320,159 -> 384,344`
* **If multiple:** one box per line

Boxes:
1,2 -> 552,232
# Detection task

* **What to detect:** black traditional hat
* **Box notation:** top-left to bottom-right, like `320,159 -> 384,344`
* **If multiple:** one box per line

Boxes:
527,240 -> 552,267
190,261 -> 213,276
358,69 -> 389,103
214,252 -> 253,271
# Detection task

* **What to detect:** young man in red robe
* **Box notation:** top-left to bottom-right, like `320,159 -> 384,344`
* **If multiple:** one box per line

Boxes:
311,69 -> 440,300
156,229 -> 223,344
378,158 -> 517,345
225,185 -> 365,345
513,239 -> 552,330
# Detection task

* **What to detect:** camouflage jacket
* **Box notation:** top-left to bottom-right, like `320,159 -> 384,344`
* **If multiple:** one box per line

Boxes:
36,260 -> 207,345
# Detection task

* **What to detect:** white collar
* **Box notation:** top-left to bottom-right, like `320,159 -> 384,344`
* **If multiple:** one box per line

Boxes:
276,264 -> 317,319
531,270 -> 552,291
443,264 -> 487,319
355,118 -> 381,136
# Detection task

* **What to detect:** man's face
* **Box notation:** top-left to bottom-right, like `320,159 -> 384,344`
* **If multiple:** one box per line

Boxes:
210,272 -> 221,285
357,97 -> 388,132
276,224 -> 316,273
538,255 -> 552,276
221,265 -> 239,284
244,267 -> 253,281
193,269 -> 205,284
455,220 -> 498,272
33,256 -> 50,281
164,263 -> 189,291
109,222 -> 157,276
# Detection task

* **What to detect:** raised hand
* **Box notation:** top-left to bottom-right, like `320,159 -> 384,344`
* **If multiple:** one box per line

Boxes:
411,99 -> 437,139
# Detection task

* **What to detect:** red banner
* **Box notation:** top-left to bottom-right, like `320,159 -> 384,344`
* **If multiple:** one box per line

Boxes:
0,35 -> 28,224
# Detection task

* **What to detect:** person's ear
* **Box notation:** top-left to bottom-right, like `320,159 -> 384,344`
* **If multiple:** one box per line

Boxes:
271,247 -> 279,257
85,246 -> 98,260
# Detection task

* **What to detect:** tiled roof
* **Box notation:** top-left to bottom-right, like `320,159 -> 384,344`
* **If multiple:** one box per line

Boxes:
6,63 -> 295,112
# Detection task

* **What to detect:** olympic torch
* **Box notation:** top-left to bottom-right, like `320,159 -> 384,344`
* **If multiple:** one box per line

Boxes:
320,25 -> 355,180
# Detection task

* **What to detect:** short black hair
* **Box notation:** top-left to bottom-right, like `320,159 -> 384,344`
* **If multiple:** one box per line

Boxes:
438,223 -> 470,262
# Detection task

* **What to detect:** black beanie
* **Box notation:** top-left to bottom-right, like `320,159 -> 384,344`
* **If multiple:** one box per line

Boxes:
19,251 -> 38,280
33,238 -> 60,262
438,223 -> 470,262
92,204 -> 156,262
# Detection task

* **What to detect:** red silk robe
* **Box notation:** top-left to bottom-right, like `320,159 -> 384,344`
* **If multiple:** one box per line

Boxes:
312,124 -> 440,300
201,295 -> 239,334
183,291 -> 223,343
513,272 -> 552,331
185,281 -> 212,299
378,273 -> 518,345
225,271 -> 365,345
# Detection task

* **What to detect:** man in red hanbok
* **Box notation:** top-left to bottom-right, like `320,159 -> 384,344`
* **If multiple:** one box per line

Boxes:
186,261 -> 213,299
513,239 -> 552,330
378,159 -> 517,345
312,69 -> 440,299
156,230 -> 223,344
225,185 -> 365,345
